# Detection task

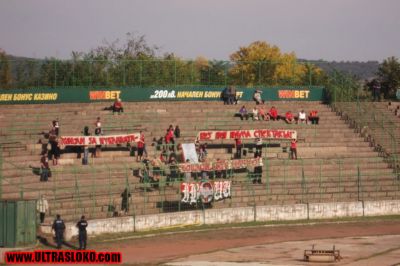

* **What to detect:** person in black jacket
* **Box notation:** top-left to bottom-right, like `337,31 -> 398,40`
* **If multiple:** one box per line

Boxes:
76,215 -> 88,250
52,214 -> 65,249
174,125 -> 180,138
121,188 -> 131,214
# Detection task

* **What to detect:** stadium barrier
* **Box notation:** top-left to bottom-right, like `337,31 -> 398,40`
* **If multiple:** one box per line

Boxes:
0,86 -> 325,104
1,156 -> 398,220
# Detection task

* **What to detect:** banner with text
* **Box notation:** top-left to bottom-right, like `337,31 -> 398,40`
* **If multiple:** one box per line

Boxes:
60,133 -> 140,146
178,157 -> 262,173
0,86 -> 325,104
196,129 -> 297,141
181,181 -> 231,204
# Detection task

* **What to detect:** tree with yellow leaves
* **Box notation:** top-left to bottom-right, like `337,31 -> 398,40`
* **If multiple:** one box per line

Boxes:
229,41 -> 323,86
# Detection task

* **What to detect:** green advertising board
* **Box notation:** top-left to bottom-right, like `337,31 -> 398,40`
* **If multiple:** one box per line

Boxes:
0,86 -> 325,104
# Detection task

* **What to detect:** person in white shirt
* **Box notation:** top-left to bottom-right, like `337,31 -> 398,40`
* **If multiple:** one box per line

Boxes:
298,110 -> 307,124
37,195 -> 49,224
252,107 -> 259,120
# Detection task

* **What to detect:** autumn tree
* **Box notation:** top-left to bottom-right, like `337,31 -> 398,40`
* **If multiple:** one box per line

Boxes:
229,41 -> 323,86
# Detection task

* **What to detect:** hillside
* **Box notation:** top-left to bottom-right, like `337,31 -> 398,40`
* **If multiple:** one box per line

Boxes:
302,60 -> 380,80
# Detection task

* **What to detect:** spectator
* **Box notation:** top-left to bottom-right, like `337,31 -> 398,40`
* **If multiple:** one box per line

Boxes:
258,107 -> 268,121
168,151 -> 177,164
235,137 -> 243,159
268,106 -> 279,121
221,87 -> 229,105
308,110 -> 319,125
184,159 -> 192,182
298,110 -> 307,124
165,127 -> 175,150
93,117 -> 102,158
228,86 -> 238,105
238,105 -> 249,120
37,194 -> 49,224
76,215 -> 88,250
285,111 -> 295,124
168,157 -> 179,183
113,98 -> 124,114
52,120 -> 60,136
138,159 -> 151,183
136,131 -> 145,162
160,148 -> 168,163
151,156 -> 163,183
121,188 -> 131,214
253,164 -> 263,184
290,139 -> 297,160
48,134 -> 56,161
199,143 -> 208,162
48,126 -> 57,142
40,152 -> 51,182
143,142 -> 148,158
252,107 -> 259,121
174,125 -> 181,138
83,126 -> 90,136
253,89 -> 264,105
82,126 -> 90,165
52,214 -> 65,249
255,137 -> 263,158
95,117 -> 102,134
152,136 -> 164,151
55,138 -> 61,165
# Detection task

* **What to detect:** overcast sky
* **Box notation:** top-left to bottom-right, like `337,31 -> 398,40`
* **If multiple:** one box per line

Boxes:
0,0 -> 399,61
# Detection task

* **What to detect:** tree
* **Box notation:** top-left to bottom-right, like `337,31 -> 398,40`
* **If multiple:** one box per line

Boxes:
301,62 -> 327,86
229,41 -> 311,86
377,56 -> 400,98
0,49 -> 13,88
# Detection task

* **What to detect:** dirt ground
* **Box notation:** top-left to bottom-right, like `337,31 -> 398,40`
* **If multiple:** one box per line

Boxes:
90,219 -> 400,265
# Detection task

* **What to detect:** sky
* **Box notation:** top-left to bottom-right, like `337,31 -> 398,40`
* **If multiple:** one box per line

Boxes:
0,0 -> 399,62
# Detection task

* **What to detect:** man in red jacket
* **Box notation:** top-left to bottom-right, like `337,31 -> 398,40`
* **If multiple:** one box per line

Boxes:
285,111 -> 295,124
290,139 -> 297,160
137,131 -> 145,162
268,106 -> 279,121
113,98 -> 124,114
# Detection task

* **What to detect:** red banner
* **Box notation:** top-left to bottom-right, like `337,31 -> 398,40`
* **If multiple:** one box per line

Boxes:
178,158 -> 262,173
196,129 -> 297,141
60,133 -> 140,146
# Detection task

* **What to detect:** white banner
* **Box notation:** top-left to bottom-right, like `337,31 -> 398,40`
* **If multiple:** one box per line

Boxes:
60,133 -> 140,146
180,181 -> 231,204
196,129 -> 297,141
181,143 -> 199,163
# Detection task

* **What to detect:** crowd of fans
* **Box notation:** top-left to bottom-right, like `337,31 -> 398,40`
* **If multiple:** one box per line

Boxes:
236,105 -> 319,124
36,96 -> 311,223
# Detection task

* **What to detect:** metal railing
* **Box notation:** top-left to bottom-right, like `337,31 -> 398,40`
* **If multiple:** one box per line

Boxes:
1,59 -> 320,88
1,155 -> 398,221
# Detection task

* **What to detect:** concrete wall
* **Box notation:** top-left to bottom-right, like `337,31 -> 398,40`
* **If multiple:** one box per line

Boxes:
49,200 -> 400,241
308,202 -> 364,219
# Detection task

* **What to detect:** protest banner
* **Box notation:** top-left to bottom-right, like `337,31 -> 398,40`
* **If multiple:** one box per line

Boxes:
178,157 -> 262,173
60,133 -> 140,146
196,129 -> 297,141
